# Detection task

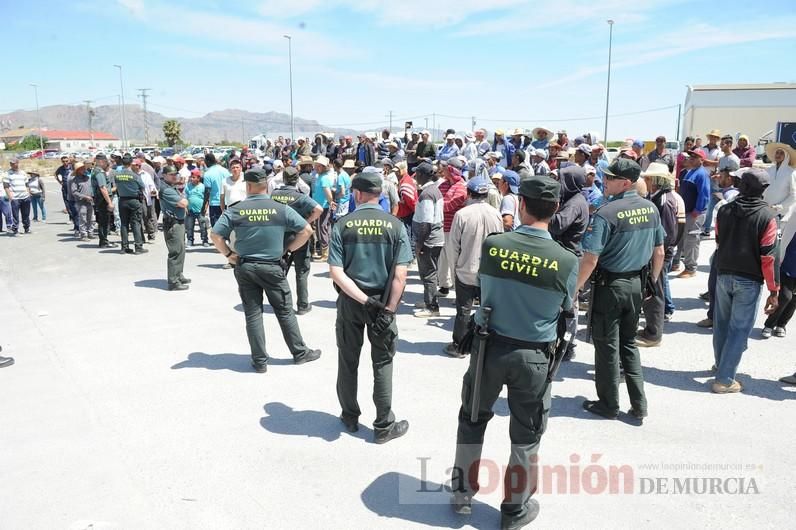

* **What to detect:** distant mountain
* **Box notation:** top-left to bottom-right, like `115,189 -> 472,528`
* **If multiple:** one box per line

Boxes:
0,105 -> 359,145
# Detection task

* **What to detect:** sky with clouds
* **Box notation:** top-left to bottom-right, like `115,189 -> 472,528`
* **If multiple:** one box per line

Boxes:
3,0 -> 795,141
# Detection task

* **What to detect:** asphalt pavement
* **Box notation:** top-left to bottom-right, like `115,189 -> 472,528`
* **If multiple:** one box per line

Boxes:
1,190 -> 794,529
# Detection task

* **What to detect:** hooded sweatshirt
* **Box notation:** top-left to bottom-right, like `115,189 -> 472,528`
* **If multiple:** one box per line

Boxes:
715,195 -> 779,291
549,168 -> 589,255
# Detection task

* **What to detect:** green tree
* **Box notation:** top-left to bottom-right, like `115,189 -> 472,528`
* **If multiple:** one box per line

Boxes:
12,135 -> 45,151
162,120 -> 182,147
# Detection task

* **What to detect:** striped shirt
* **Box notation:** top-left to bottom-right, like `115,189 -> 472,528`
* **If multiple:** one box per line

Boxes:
3,170 -> 30,200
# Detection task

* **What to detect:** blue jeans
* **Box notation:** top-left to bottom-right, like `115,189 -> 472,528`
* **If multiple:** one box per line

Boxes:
662,257 -> 674,315
703,196 -> 720,233
707,252 -> 718,320
30,195 -> 46,221
713,274 -> 761,385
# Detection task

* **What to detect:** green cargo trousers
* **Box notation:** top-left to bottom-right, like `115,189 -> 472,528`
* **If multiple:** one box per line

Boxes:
335,293 -> 397,435
163,218 -> 185,285
234,261 -> 311,368
591,275 -> 647,414
452,337 -> 551,519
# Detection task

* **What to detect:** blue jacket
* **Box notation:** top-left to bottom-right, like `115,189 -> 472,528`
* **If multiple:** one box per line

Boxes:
680,165 -> 711,213
492,139 -> 516,167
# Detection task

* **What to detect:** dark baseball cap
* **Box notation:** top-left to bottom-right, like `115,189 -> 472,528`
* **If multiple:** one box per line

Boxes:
351,169 -> 382,193
603,158 -> 641,182
244,168 -> 268,183
738,167 -> 770,196
162,165 -> 177,175
283,166 -> 299,183
415,161 -> 433,177
121,154 -> 134,165
519,176 -> 561,203
94,153 -> 107,160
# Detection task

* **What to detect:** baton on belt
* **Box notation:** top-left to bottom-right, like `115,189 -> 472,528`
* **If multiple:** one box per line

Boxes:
470,306 -> 492,423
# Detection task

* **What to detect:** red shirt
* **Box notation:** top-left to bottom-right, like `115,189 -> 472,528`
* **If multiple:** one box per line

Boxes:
396,174 -> 418,218
438,174 -> 467,232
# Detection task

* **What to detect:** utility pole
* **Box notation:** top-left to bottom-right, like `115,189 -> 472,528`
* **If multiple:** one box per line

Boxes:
137,88 -> 151,145
387,110 -> 393,134
424,117 -> 429,131
283,35 -> 295,142
83,100 -> 94,148
471,116 -> 476,132
676,104 -> 682,142
241,118 -> 245,145
29,84 -> 44,154
432,112 -> 436,142
113,65 -> 128,149
603,20 -> 615,144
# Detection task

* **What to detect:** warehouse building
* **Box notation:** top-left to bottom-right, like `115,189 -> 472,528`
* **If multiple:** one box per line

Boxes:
681,83 -> 796,145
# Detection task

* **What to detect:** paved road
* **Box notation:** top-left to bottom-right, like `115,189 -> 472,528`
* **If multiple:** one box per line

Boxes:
1,195 -> 794,529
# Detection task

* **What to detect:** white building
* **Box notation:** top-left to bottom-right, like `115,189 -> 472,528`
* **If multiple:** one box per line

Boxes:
682,83 -> 796,144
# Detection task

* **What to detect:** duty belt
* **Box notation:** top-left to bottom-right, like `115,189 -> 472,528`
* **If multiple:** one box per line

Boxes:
492,333 -> 554,353
599,269 -> 642,281
119,196 -> 139,200
239,257 -> 281,265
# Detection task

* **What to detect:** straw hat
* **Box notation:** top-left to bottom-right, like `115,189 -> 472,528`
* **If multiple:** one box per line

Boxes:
706,129 -> 721,139
764,142 -> 796,167
314,155 -> 330,168
532,126 -> 554,139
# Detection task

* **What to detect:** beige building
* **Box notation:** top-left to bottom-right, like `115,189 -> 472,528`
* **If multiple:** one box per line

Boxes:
682,83 -> 796,144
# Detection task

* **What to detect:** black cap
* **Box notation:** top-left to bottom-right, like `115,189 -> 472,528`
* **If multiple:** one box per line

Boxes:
519,176 -> 561,203
94,153 -> 107,160
415,161 -> 433,177
351,169 -> 382,193
283,166 -> 299,184
244,168 -> 268,183
603,158 -> 641,182
121,154 -> 133,165
738,167 -> 770,197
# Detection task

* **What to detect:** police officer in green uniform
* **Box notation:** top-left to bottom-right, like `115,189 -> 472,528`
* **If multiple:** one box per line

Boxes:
211,167 -> 321,373
159,166 -> 190,291
90,153 -> 117,248
270,166 -> 322,315
577,158 -> 665,422
328,168 -> 412,444
111,153 -> 147,254
450,177 -> 578,530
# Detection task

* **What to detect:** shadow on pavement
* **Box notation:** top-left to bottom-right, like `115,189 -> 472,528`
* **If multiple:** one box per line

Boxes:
233,303 -> 274,314
313,270 -> 331,279
311,299 -> 337,309
658,320 -> 712,335
361,471 -> 500,529
197,263 -> 229,269
259,402 -> 372,442
396,339 -> 451,357
171,352 -> 294,373
134,279 -> 169,290
671,297 -> 709,312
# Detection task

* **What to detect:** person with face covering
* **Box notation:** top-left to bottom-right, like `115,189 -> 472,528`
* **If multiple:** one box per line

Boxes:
549,166 -> 589,256
764,143 -> 796,262
711,168 -> 780,394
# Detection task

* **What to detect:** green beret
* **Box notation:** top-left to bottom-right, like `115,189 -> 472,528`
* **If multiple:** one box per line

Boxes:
351,170 -> 382,193
283,166 -> 299,183
604,158 -> 641,182
244,168 -> 268,183
519,176 -> 560,203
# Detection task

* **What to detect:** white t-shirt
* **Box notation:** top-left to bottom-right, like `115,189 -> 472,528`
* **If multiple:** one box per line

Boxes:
222,176 -> 247,206
499,193 -> 521,230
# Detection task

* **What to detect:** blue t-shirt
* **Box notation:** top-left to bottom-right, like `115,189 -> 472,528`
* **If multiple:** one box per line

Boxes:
203,165 -> 230,207
335,170 -> 352,208
312,171 -> 333,209
185,182 -> 206,213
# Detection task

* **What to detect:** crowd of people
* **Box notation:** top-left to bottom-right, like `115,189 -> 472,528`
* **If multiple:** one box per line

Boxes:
2,125 -> 795,528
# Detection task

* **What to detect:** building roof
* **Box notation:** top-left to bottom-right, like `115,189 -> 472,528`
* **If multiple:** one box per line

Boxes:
690,83 -> 796,91
39,129 -> 118,140
0,128 -> 118,141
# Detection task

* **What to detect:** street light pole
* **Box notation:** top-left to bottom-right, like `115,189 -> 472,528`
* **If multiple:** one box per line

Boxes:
29,83 -> 44,154
113,64 -> 128,149
283,35 -> 295,142
603,19 -> 614,144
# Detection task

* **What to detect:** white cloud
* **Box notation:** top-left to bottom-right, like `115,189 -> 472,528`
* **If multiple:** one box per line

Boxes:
115,0 -> 351,57
258,0 -> 527,27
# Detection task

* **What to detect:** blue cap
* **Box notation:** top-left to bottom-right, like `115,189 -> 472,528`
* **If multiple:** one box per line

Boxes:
632,139 -> 644,148
466,177 -> 490,194
501,170 -> 520,194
